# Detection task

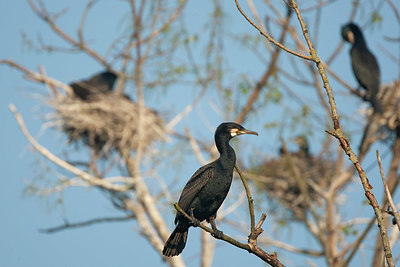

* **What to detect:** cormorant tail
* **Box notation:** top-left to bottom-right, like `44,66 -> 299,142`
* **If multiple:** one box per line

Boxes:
162,223 -> 189,257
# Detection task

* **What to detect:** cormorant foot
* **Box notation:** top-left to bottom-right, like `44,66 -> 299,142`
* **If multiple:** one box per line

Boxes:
212,229 -> 223,239
189,208 -> 200,227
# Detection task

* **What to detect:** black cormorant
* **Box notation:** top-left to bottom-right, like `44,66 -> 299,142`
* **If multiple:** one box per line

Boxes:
70,71 -> 117,100
341,23 -> 382,113
162,122 -> 258,257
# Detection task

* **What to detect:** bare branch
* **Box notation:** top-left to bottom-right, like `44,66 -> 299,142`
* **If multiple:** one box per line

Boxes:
27,0 -> 111,69
235,3 -> 292,124
235,0 -> 312,60
39,215 -> 135,233
173,203 -> 284,267
10,104 -> 127,191
235,164 -> 256,240
377,150 -> 400,231
0,59 -> 72,95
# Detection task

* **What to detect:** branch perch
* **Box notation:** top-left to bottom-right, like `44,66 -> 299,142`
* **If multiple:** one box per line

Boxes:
173,203 -> 283,267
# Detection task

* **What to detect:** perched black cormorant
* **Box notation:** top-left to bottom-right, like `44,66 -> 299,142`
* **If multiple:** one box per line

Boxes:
341,23 -> 382,113
162,122 -> 258,257
70,71 -> 117,100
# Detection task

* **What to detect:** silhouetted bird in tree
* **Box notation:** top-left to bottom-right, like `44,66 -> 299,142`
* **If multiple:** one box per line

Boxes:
70,71 -> 118,100
293,135 -> 310,158
162,122 -> 258,257
342,23 -> 383,113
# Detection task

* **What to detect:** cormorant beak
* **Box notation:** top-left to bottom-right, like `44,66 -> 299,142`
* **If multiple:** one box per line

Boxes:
234,129 -> 258,137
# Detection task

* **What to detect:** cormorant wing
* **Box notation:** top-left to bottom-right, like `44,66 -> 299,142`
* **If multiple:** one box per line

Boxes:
350,47 -> 380,93
70,81 -> 97,100
176,163 -> 214,221
86,73 -> 115,94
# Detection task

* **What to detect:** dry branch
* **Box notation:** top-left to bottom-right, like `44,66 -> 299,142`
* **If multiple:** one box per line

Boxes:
235,0 -> 311,60
173,203 -> 284,267
9,104 -> 128,191
377,150 -> 400,231
39,215 -> 135,233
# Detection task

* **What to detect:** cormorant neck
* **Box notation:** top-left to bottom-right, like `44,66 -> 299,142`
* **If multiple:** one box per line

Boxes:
215,135 -> 236,167
352,31 -> 368,50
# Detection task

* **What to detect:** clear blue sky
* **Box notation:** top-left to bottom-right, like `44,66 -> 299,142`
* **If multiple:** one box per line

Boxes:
1,1 -> 399,266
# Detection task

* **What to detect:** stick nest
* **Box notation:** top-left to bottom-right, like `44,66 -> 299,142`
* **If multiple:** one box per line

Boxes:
250,150 -> 337,220
378,82 -> 400,133
51,93 -> 165,154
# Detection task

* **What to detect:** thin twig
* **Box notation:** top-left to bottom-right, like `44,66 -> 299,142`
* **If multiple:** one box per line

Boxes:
27,0 -> 111,69
39,215 -> 135,233
0,59 -> 73,95
77,0 -> 96,43
343,217 -> 376,265
235,164 -> 255,240
235,3 -> 292,124
235,0 -> 312,61
260,237 -> 324,257
185,127 -> 208,165
377,150 -> 400,231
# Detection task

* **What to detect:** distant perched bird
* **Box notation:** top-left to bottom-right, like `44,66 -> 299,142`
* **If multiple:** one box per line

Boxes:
341,23 -> 382,113
293,135 -> 309,158
162,122 -> 258,257
70,71 -> 117,100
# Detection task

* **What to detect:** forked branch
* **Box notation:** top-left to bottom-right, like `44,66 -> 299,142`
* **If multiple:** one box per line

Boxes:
173,203 -> 283,267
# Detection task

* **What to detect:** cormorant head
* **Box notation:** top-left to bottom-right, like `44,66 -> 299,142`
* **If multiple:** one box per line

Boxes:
97,71 -> 118,90
341,23 -> 365,45
294,135 -> 309,157
216,122 -> 258,139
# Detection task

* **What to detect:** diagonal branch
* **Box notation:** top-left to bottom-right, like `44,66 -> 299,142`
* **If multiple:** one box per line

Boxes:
27,0 -> 111,69
39,215 -> 135,233
377,150 -> 400,231
173,203 -> 284,267
235,4 -> 293,124
235,0 -> 311,60
10,104 -> 127,192
1,59 -> 73,95
235,164 -> 256,239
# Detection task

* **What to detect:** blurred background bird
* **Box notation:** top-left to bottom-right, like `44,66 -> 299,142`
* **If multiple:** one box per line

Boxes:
70,71 -> 118,101
341,22 -> 383,114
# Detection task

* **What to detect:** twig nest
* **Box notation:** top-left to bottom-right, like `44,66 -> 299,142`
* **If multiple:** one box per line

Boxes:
378,81 -> 400,132
250,151 -> 337,220
51,93 -> 165,154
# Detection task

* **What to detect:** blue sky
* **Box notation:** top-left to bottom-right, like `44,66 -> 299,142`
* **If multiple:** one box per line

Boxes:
1,1 -> 400,266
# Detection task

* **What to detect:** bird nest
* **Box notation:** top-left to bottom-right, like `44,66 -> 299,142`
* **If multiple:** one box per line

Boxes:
50,93 -> 165,154
250,153 -> 337,220
378,81 -> 400,133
